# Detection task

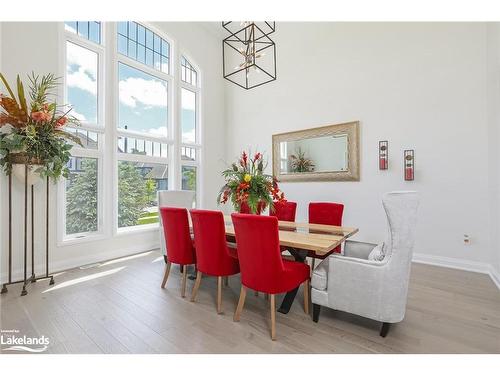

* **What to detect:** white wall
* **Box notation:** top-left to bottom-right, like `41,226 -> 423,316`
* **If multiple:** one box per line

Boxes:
487,23 -> 500,285
0,22 -> 226,282
226,22 -> 497,272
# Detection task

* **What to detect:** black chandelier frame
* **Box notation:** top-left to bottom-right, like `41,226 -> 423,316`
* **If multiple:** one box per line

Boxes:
222,22 -> 277,90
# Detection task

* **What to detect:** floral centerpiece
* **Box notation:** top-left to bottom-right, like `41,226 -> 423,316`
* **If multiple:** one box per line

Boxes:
0,73 -> 81,181
217,151 -> 286,214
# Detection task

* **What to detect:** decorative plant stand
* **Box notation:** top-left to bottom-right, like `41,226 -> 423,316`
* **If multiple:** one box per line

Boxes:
1,162 -> 55,297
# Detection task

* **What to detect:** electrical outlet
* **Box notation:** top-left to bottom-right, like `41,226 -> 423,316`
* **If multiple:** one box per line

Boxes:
463,235 -> 470,245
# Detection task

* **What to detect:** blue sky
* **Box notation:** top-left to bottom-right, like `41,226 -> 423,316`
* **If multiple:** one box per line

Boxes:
66,43 -> 196,143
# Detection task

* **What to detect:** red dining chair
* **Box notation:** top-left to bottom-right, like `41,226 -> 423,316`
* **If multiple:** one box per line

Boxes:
269,201 -> 297,222
269,201 -> 298,262
189,209 -> 240,313
308,202 -> 344,269
231,213 -> 310,340
159,207 -> 196,297
238,201 -> 266,215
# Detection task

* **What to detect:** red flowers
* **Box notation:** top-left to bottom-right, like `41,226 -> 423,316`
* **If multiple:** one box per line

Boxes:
240,151 -> 248,168
56,116 -> 67,128
271,186 -> 285,202
31,110 -> 51,123
217,150 -> 286,214
221,189 -> 230,204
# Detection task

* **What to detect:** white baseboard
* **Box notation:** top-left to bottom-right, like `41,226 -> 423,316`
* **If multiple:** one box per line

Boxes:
412,252 -> 500,291
1,244 -> 160,285
489,265 -> 500,290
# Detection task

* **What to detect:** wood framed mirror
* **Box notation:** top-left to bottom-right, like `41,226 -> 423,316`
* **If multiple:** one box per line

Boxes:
272,121 -> 360,182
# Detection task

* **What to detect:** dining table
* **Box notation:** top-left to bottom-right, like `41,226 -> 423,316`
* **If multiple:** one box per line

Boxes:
222,215 -> 359,314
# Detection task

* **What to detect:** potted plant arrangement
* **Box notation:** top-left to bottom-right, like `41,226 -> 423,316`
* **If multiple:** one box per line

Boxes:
289,147 -> 315,173
217,151 -> 286,214
0,73 -> 81,184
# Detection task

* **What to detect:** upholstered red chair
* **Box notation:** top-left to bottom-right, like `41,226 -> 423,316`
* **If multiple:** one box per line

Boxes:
269,201 -> 298,262
269,201 -> 297,222
159,207 -> 196,297
238,201 -> 266,215
308,202 -> 344,268
231,213 -> 310,340
189,209 -> 240,313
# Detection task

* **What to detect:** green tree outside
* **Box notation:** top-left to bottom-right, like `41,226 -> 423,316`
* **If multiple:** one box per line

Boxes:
66,158 -> 98,234
182,166 -> 196,191
66,159 -> 157,233
117,161 -> 149,227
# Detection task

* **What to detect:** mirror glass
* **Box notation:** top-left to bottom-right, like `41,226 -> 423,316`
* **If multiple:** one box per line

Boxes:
279,134 -> 349,174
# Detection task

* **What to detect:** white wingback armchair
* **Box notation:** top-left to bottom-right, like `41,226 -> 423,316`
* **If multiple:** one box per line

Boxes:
158,190 -> 195,256
311,191 -> 419,337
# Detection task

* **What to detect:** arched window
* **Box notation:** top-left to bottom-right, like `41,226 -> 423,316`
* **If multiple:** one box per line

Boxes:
61,21 -> 202,241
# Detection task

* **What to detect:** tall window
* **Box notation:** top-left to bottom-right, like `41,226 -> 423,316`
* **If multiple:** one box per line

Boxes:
61,22 -> 202,241
62,21 -> 104,240
116,22 -> 172,229
180,55 -> 200,203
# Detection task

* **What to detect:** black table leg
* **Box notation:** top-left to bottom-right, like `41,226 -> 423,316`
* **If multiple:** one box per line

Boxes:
278,249 -> 307,314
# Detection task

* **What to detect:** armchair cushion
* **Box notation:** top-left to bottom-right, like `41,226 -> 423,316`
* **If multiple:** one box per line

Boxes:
344,240 -> 378,259
368,243 -> 386,261
311,259 -> 328,291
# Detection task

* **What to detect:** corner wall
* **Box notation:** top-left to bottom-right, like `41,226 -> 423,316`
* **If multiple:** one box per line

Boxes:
226,22 -> 497,276
487,23 -> 500,287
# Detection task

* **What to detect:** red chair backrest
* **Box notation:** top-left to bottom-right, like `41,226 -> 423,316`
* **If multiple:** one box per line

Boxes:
160,207 -> 195,265
231,213 -> 284,291
308,202 -> 344,226
239,201 -> 266,215
190,209 -> 236,275
269,201 -> 297,222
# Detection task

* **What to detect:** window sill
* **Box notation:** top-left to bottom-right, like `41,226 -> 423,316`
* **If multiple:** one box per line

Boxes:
58,232 -> 108,247
115,223 -> 159,236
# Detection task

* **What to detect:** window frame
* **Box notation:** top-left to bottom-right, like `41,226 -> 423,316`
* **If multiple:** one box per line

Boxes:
178,53 -> 202,205
114,22 -> 175,234
58,21 -> 203,242
58,23 -> 106,244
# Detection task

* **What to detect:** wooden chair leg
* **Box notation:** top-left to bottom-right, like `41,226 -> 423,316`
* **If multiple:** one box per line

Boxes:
181,265 -> 188,298
233,285 -> 247,322
312,303 -> 321,323
190,271 -> 202,302
303,279 -> 310,315
380,322 -> 391,337
270,294 -> 276,340
217,276 -> 223,314
161,261 -> 171,288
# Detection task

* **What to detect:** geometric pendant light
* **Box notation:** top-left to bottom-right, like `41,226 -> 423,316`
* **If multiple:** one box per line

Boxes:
222,22 -> 277,89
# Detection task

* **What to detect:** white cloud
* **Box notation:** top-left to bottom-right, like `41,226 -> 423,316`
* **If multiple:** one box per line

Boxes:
119,77 -> 168,108
182,128 -> 196,143
66,69 -> 97,96
70,110 -> 87,122
66,42 -> 97,96
181,89 -> 196,111
147,126 -> 168,137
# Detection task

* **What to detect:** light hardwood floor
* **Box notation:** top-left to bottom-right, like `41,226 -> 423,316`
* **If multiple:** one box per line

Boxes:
1,250 -> 499,354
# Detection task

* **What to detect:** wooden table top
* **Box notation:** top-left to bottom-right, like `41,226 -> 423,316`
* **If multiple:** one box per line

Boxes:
222,215 -> 358,256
